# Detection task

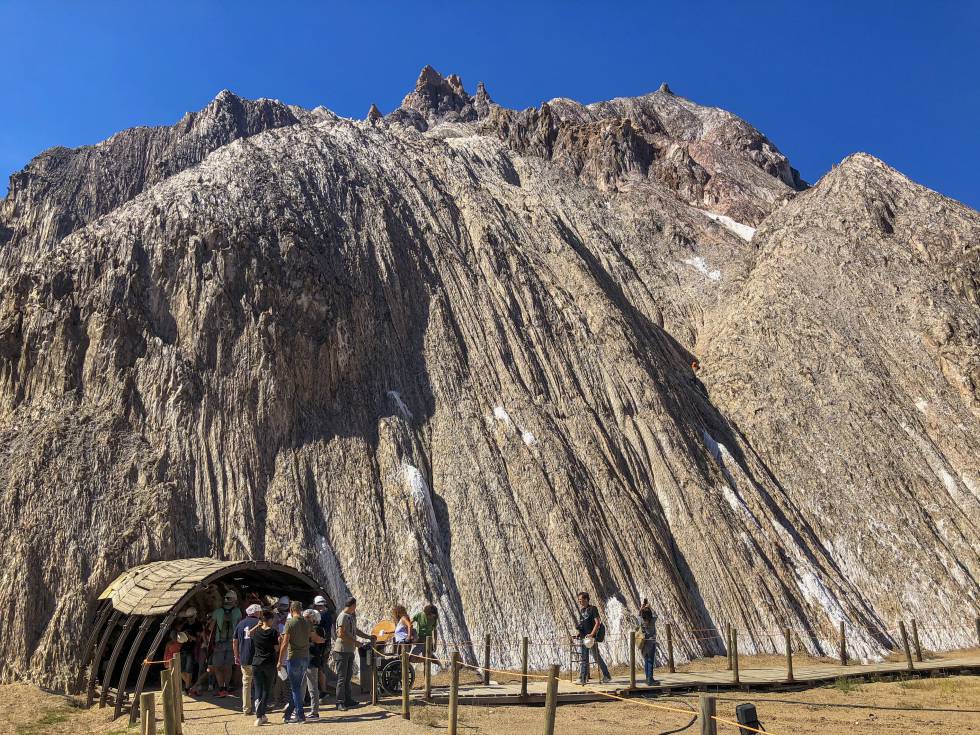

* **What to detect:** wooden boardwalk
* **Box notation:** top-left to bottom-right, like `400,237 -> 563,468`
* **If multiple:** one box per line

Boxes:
427,654 -> 980,705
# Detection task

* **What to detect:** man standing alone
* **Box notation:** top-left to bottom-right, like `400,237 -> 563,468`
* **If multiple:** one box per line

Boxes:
574,592 -> 611,684
333,597 -> 374,711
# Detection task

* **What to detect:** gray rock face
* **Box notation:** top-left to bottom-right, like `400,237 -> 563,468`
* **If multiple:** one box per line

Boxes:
0,67 -> 977,691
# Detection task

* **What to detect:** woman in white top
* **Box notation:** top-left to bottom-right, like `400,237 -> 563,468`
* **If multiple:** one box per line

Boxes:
392,604 -> 413,653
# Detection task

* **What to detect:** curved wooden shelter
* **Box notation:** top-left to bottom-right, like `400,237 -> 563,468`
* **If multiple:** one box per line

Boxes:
81,558 -> 331,722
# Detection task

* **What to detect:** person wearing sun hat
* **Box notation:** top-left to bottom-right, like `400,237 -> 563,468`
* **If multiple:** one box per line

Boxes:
210,589 -> 243,697
235,602 -> 263,714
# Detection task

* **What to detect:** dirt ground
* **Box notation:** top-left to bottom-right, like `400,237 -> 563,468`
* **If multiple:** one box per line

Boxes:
3,665 -> 979,735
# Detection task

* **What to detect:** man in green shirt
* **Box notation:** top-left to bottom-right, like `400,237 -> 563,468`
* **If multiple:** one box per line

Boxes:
277,601 -> 321,723
411,604 -> 439,657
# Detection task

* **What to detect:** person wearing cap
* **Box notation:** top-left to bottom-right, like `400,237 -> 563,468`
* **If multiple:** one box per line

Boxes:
234,603 -> 263,715
210,589 -> 243,697
312,595 -> 332,697
175,607 -> 201,693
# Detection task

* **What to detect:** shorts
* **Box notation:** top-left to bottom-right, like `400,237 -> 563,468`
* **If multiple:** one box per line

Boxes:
210,639 -> 234,667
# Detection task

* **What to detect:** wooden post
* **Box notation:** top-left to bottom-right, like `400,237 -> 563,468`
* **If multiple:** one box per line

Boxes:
160,672 -> 176,735
898,621 -> 914,672
730,627 -> 740,684
838,621 -> 847,665
975,616 -> 980,648
784,628 -> 794,683
424,636 -> 433,700
911,619 -> 923,662
172,652 -> 184,727
140,692 -> 156,735
629,630 -> 636,690
698,693 -> 718,735
520,636 -> 529,699
448,653 -> 460,735
543,664 -> 560,735
725,624 -> 732,670
401,648 -> 410,720
483,634 -> 491,685
370,647 -> 378,706
666,623 -> 675,673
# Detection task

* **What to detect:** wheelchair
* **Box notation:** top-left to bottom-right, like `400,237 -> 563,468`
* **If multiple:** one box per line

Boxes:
361,641 -> 417,695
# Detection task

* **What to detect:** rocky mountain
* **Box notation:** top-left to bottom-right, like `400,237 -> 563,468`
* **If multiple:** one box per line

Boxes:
0,67 -> 977,690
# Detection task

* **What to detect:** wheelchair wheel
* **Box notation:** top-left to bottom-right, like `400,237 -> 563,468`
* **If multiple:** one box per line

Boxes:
378,658 -> 415,694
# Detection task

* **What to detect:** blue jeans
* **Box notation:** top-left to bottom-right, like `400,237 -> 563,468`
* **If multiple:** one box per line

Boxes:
643,639 -> 657,683
283,657 -> 310,721
579,644 -> 610,682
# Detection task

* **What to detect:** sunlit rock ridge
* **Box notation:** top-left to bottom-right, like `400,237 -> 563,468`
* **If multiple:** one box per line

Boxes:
1,66 -> 978,689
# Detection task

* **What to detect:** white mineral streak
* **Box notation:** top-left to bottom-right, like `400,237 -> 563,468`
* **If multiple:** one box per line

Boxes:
682,255 -> 722,281
698,208 -> 757,240
387,390 -> 414,420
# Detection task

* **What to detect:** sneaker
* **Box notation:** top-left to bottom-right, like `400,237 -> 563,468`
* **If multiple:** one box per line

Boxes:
600,676 -> 611,684
576,679 -> 586,686
308,713 -> 319,720
254,718 -> 263,727
336,703 -> 347,712
217,689 -> 227,698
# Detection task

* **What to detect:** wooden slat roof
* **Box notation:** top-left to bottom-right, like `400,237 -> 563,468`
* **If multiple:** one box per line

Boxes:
98,558 -> 326,616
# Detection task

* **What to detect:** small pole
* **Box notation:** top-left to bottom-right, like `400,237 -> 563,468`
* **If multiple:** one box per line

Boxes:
370,647 -> 378,706
839,621 -> 847,665
543,664 -> 560,735
730,628 -> 740,684
160,672 -> 176,735
568,637 -> 574,683
140,692 -> 156,735
975,616 -> 980,648
698,693 -> 717,735
401,647 -> 410,720
911,619 -> 923,662
483,634 -> 491,685
784,628 -> 794,683
898,621 -> 914,672
448,653 -> 460,735
629,630 -> 636,690
520,636 -> 529,699
424,636 -> 433,700
666,623 -> 675,673
725,624 -> 732,670
172,653 -> 184,727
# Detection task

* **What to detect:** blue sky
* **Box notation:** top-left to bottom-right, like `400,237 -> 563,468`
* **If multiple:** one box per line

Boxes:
1,1 -> 978,207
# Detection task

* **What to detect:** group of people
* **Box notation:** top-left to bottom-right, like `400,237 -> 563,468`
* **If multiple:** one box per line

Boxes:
164,590 -> 440,726
162,587 -> 657,724
573,592 -> 660,686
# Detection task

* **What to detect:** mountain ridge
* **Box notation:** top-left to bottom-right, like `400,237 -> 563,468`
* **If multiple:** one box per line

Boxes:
0,66 -> 977,691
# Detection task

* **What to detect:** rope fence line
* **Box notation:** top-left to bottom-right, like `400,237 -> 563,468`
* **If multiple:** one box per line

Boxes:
358,615 -> 980,734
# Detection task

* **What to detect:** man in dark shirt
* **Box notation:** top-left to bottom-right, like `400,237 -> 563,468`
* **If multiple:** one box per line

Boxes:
249,610 -> 280,726
313,596 -> 332,697
234,603 -> 262,715
574,592 -> 611,684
